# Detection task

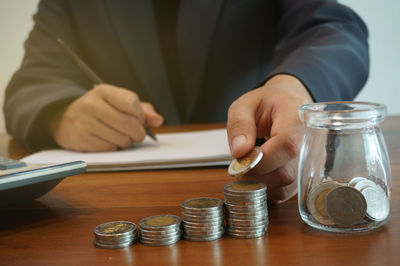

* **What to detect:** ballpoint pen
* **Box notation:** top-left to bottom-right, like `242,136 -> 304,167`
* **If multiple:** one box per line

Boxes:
56,38 -> 158,142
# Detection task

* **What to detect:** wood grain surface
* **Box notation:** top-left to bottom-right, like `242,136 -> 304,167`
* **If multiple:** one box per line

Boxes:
0,118 -> 399,266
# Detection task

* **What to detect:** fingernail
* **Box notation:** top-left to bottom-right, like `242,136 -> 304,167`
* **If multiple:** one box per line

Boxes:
231,135 -> 247,153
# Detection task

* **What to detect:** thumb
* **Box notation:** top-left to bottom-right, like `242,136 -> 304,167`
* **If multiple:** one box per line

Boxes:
226,95 -> 258,158
141,102 -> 164,127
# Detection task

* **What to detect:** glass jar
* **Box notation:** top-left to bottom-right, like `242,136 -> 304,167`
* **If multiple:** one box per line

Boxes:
298,101 -> 391,233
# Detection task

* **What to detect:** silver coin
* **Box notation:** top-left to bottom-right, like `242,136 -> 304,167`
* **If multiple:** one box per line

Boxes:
183,228 -> 225,237
226,224 -> 267,231
226,215 -> 268,222
183,228 -> 225,236
183,223 -> 224,230
182,219 -> 224,227
227,218 -> 268,227
183,228 -> 224,236
182,213 -> 224,222
140,232 -> 182,241
223,190 -> 266,198
226,209 -> 267,217
348,176 -> 390,222
226,212 -> 268,220
226,222 -> 268,230
93,239 -> 135,249
95,237 -> 136,244
348,176 -> 368,187
183,229 -> 223,235
353,178 -> 378,191
226,228 -> 267,239
325,186 -> 367,227
140,228 -> 182,237
140,236 -> 181,246
94,237 -> 137,248
360,185 -> 390,221
183,232 -> 224,242
95,234 -> 136,243
224,201 -> 267,210
224,196 -> 266,206
228,147 -> 263,176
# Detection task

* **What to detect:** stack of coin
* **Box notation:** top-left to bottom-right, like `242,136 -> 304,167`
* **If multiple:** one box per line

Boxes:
139,215 -> 182,246
181,198 -> 224,241
223,181 -> 268,238
93,221 -> 137,249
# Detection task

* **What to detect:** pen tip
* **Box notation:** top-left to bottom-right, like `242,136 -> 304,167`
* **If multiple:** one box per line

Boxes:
146,127 -> 158,142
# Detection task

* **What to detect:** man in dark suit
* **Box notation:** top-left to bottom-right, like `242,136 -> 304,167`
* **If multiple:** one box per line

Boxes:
3,0 -> 368,203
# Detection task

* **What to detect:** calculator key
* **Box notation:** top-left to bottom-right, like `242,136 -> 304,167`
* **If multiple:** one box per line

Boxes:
0,157 -> 27,170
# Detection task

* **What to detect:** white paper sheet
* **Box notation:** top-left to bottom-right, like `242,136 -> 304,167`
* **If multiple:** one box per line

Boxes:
21,129 -> 232,172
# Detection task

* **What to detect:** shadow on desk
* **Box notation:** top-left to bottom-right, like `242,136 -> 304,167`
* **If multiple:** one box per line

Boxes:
0,195 -> 75,237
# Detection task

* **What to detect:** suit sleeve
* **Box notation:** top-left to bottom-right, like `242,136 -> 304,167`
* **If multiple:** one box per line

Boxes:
3,0 -> 91,151
268,0 -> 369,101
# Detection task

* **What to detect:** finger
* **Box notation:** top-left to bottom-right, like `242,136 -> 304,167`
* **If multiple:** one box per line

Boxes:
227,91 -> 261,158
253,134 -> 300,175
267,180 -> 298,204
88,97 -> 147,143
73,133 -> 118,152
58,127 -> 118,152
95,84 -> 145,124
87,118 -> 134,149
141,102 -> 164,127
252,100 -> 304,174
238,159 -> 297,190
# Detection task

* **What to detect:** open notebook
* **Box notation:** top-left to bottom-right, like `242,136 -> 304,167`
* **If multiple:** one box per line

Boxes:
21,129 -> 232,172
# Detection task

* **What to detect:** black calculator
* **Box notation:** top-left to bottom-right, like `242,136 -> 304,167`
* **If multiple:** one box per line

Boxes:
0,158 -> 86,206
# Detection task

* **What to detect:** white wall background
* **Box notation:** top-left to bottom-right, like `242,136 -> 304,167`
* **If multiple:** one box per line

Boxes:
0,0 -> 399,133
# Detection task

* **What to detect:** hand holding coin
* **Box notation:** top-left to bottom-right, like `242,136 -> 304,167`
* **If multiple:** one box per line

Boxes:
226,74 -> 313,204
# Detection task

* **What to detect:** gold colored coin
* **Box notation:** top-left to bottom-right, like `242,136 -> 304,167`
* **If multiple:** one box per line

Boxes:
140,215 -> 181,230
146,216 -> 176,226
224,181 -> 266,195
184,198 -> 221,208
228,147 -> 263,176
229,182 -> 264,192
306,181 -> 341,226
94,221 -> 137,237
315,189 -> 331,217
101,223 -> 132,234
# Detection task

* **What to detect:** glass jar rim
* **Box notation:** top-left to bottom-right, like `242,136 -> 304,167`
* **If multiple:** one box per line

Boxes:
299,101 -> 387,128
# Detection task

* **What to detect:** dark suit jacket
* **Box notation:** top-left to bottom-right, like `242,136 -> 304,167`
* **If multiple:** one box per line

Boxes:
4,0 -> 369,150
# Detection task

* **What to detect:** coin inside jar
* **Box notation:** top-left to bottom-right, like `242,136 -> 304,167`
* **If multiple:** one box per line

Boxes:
228,146 -> 263,176
306,181 -> 341,226
325,186 -> 367,227
349,176 -> 390,222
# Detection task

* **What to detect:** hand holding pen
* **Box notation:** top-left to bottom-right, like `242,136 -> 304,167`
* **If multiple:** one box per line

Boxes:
51,38 -> 163,152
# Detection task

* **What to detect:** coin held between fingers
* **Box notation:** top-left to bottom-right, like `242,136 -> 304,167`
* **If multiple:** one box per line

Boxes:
228,146 -> 263,177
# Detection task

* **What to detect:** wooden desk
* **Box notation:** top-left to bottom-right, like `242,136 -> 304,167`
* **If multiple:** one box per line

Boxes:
0,118 -> 399,266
